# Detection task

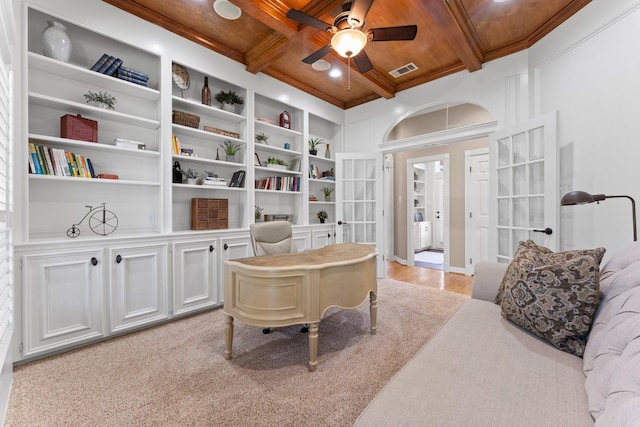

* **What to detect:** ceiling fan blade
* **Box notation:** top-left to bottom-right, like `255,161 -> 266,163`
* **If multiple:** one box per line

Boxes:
348,0 -> 374,28
369,25 -> 418,41
353,50 -> 374,73
302,45 -> 333,64
286,9 -> 333,32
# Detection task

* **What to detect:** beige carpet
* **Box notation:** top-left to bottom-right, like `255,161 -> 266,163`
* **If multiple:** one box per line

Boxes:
5,279 -> 467,427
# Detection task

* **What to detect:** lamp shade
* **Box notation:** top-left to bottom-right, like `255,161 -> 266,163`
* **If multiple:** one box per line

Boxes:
331,29 -> 367,58
560,191 -> 605,205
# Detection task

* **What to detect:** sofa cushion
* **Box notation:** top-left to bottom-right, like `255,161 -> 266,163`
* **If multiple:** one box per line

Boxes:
583,242 -> 640,423
500,251 -> 604,357
355,299 -> 593,427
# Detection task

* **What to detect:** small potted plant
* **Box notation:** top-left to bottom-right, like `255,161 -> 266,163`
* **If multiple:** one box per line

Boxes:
308,138 -> 324,156
182,168 -> 199,185
215,90 -> 244,113
320,186 -> 334,202
255,205 -> 263,221
317,209 -> 328,224
84,90 -> 117,110
267,157 -> 289,170
220,140 -> 242,162
255,132 -> 270,145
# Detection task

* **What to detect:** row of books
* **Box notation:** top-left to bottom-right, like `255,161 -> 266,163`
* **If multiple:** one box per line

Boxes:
28,143 -> 96,178
90,53 -> 150,87
257,176 -> 300,192
229,170 -> 246,188
309,164 -> 322,179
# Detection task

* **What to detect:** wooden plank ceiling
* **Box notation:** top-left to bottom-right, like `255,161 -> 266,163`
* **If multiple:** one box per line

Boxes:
102,0 -> 591,109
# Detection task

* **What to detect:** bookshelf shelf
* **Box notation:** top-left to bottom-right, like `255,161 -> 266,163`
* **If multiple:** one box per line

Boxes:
173,96 -> 245,124
29,134 -> 159,158
255,120 -> 303,138
29,174 -> 160,187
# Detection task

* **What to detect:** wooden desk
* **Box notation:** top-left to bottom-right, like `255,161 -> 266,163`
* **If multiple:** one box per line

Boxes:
223,243 -> 377,371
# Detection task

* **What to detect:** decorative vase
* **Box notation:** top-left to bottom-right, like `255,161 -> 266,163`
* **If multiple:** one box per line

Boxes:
319,218 -> 325,224
309,149 -> 317,156
202,76 -> 211,106
222,103 -> 235,113
325,195 -> 331,202
226,154 -> 235,162
325,145 -> 331,159
89,101 -> 109,109
41,20 -> 72,62
187,178 -> 196,185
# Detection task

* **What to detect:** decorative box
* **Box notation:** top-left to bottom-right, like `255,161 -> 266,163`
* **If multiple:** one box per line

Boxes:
172,110 -> 200,128
204,126 -> 240,139
60,114 -> 98,142
191,198 -> 228,230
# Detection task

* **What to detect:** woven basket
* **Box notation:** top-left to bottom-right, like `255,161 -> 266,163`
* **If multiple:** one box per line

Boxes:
172,110 -> 200,128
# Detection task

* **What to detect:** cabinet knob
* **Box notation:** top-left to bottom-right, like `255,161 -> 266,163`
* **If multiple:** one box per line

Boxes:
327,233 -> 331,238
224,243 -> 229,250
210,245 -> 214,252
90,257 -> 98,266
116,254 -> 122,264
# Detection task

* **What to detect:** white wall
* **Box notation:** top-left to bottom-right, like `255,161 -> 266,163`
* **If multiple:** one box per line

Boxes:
345,0 -> 640,258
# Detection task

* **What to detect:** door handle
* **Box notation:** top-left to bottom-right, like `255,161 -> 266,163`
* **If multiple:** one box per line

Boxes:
533,227 -> 553,235
337,220 -> 346,225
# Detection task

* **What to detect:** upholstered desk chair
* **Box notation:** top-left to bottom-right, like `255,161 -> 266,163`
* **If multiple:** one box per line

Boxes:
249,221 -> 305,333
249,221 -> 297,256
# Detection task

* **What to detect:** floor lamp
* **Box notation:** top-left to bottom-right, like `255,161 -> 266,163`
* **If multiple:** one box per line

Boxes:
560,191 -> 637,241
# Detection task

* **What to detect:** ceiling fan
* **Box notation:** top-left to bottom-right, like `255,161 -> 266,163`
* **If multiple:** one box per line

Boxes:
286,0 -> 418,74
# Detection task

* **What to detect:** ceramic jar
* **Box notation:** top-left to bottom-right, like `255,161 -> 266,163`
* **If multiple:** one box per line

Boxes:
41,20 -> 72,62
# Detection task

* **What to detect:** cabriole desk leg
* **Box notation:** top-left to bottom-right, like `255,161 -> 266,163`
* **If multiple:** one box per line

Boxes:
224,315 -> 234,360
308,322 -> 320,372
370,291 -> 377,335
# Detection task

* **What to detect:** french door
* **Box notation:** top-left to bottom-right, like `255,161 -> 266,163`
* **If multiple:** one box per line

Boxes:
335,153 -> 384,277
489,111 -> 559,262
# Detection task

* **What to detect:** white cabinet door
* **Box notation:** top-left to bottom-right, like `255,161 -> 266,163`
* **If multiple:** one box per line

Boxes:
21,250 -> 105,358
292,230 -> 311,252
312,227 -> 335,248
110,244 -> 168,334
219,235 -> 253,301
173,239 -> 219,316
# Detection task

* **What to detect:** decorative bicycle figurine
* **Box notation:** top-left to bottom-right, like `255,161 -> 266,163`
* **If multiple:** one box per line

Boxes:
67,203 -> 118,238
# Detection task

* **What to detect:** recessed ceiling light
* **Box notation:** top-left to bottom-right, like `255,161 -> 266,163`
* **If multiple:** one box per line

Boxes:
213,0 -> 242,20
312,60 -> 331,71
329,69 -> 342,78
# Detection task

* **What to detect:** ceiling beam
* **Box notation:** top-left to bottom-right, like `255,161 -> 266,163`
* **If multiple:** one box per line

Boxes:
102,0 -> 245,63
418,0 -> 483,72
228,0 -> 300,38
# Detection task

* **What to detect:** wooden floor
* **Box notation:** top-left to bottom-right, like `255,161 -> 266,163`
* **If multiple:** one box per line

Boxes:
386,261 -> 473,296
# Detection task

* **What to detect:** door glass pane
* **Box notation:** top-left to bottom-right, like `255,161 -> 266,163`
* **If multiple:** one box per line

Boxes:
365,160 -> 375,179
366,202 -> 375,221
513,198 -> 527,228
512,132 -> 527,164
512,165 -> 526,196
354,160 -> 364,179
355,202 -> 364,221
529,162 -> 544,194
498,228 -> 509,257
342,225 -> 352,243
529,127 -> 544,161
498,138 -> 510,167
498,169 -> 509,197
343,160 -> 354,180
498,198 -> 509,226
512,229 -> 528,250
366,223 -> 376,244
355,181 -> 365,199
343,202 -> 354,221
366,181 -> 374,199
354,223 -> 364,242
529,196 -> 544,229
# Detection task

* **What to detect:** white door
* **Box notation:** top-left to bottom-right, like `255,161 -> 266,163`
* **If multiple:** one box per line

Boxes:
489,111 -> 558,262
173,239 -> 219,317
465,149 -> 490,274
433,173 -> 444,250
336,153 -> 384,277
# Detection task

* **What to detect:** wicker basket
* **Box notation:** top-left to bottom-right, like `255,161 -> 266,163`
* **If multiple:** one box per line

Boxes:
172,110 -> 200,128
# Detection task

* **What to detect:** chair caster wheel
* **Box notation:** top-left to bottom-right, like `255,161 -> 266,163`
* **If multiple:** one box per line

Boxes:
300,325 -> 309,333
262,328 -> 271,334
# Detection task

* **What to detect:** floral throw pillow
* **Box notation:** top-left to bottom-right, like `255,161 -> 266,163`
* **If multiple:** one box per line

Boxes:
499,245 -> 605,357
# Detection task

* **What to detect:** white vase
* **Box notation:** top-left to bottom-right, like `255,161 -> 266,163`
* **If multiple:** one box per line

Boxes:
222,103 -> 235,113
41,20 -> 72,62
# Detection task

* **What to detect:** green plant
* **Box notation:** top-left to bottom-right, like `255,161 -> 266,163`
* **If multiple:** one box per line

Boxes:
321,187 -> 334,198
255,205 -> 263,221
220,140 -> 242,155
255,133 -> 270,144
317,210 -> 328,222
83,90 -> 117,110
308,138 -> 324,151
267,157 -> 289,167
214,90 -> 244,106
182,168 -> 198,179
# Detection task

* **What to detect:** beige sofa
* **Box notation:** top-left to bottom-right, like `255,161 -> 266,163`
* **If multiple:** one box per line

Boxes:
355,244 -> 640,426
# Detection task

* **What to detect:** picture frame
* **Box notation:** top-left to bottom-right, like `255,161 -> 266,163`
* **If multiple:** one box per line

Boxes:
254,153 -> 262,166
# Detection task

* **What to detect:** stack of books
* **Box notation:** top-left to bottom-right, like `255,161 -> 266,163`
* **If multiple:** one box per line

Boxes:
229,170 -> 246,188
90,53 -> 150,87
28,143 -> 97,178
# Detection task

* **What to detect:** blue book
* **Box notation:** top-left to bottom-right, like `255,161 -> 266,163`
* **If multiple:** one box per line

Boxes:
86,158 -> 96,178
116,73 -> 148,87
103,58 -> 122,76
118,66 -> 149,81
97,56 -> 116,74
90,53 -> 109,72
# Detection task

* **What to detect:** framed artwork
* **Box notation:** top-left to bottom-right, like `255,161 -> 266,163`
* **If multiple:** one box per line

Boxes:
254,153 -> 262,166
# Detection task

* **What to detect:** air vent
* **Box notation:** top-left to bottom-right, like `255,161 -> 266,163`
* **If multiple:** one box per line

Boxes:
389,62 -> 419,78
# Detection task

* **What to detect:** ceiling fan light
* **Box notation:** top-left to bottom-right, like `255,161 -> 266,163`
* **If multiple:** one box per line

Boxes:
213,0 -> 242,20
331,29 -> 367,58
